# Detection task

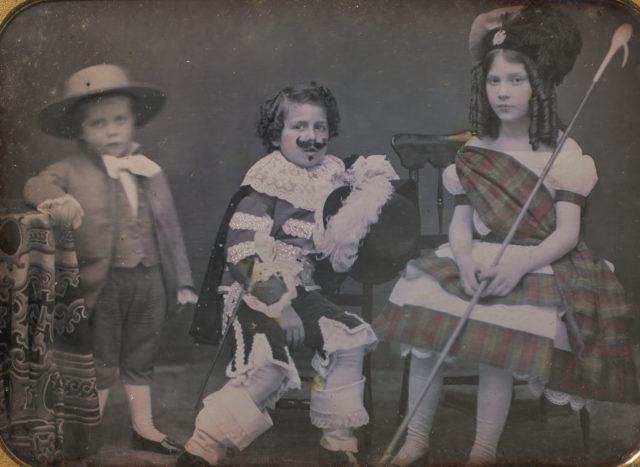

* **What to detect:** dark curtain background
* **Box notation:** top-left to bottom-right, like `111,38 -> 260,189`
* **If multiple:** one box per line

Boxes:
0,0 -> 639,313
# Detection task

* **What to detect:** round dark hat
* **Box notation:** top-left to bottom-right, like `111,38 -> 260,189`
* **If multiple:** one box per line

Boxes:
469,5 -> 582,86
322,179 -> 419,284
39,64 -> 166,138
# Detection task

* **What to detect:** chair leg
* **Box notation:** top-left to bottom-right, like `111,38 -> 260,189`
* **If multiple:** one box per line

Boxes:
362,283 -> 374,454
398,355 -> 411,424
363,353 -> 373,453
579,407 -> 590,456
538,395 -> 549,422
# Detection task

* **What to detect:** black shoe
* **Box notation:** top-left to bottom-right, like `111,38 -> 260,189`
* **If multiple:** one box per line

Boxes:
131,430 -> 183,455
175,450 -> 213,467
319,446 -> 361,467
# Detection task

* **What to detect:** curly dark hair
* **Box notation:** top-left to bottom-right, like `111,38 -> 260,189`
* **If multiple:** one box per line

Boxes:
469,49 -> 561,150
256,83 -> 340,152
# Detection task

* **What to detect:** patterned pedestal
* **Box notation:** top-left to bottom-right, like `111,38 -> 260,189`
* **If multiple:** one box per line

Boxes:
0,211 -> 100,464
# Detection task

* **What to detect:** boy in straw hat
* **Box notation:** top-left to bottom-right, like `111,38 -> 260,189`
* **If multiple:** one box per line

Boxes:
24,64 -> 198,455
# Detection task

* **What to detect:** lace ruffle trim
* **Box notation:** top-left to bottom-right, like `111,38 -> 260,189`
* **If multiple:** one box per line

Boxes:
226,239 -> 302,266
227,241 -> 256,264
241,151 -> 345,213
400,346 -> 591,412
229,212 -> 273,233
513,372 -> 591,411
282,218 -> 314,239
309,407 -> 370,429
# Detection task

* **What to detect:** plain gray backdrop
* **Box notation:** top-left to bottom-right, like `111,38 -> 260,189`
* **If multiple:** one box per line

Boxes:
1,0 -> 639,310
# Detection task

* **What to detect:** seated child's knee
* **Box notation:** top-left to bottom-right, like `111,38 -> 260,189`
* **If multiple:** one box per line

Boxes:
335,345 -> 367,361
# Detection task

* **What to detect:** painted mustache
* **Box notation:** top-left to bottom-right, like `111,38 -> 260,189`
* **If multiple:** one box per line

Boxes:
296,137 -> 328,151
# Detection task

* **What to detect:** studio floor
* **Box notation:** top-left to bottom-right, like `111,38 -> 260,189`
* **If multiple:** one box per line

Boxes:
8,309 -> 640,467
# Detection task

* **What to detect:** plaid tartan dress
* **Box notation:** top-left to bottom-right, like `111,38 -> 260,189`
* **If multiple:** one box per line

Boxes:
374,146 -> 640,405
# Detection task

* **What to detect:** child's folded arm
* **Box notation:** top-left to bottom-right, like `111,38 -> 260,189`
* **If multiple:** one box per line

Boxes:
36,194 -> 84,228
24,163 -> 85,227
24,161 -> 71,206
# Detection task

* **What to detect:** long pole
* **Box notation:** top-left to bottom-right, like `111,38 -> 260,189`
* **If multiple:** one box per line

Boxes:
379,23 -> 632,465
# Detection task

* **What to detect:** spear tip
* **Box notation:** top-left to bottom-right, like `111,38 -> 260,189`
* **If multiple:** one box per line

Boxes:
612,23 -> 632,68
594,23 -> 632,82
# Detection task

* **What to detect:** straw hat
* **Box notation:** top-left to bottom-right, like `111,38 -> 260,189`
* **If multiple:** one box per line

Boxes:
38,64 -> 166,138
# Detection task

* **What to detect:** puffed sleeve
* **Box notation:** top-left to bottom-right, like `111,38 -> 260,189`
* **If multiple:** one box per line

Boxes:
443,163 -> 471,205
226,191 -> 276,267
545,138 -> 598,204
226,191 -> 300,319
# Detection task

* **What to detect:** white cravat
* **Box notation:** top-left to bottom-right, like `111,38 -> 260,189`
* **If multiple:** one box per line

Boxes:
101,154 -> 161,217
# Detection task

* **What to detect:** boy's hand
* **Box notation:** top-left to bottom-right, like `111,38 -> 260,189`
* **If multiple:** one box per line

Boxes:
175,287 -> 198,314
280,305 -> 305,350
37,194 -> 84,229
177,287 -> 198,305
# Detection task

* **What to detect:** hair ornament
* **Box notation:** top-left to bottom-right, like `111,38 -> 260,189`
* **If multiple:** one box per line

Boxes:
492,29 -> 506,46
469,5 -> 582,86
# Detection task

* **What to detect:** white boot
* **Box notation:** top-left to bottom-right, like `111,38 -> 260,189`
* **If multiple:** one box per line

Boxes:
311,377 -> 368,458
185,385 -> 274,465
123,383 -> 165,442
98,388 -> 110,417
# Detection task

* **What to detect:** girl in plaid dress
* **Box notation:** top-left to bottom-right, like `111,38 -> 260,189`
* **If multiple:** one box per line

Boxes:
373,5 -> 640,465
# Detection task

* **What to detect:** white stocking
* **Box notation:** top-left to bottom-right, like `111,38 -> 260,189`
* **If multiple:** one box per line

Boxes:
324,346 -> 365,389
316,346 -> 367,453
124,384 -> 165,442
467,363 -> 513,466
97,388 -> 110,417
392,353 -> 443,466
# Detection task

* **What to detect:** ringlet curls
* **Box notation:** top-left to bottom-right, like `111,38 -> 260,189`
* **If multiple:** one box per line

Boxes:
468,5 -> 582,149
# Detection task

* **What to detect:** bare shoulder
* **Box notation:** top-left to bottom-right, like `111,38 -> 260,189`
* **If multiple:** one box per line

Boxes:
464,135 -> 492,149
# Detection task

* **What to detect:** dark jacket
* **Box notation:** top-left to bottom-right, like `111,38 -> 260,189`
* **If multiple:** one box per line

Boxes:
23,150 -> 194,314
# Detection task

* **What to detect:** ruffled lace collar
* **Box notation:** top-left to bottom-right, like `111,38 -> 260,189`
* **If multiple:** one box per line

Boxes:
242,151 -> 345,212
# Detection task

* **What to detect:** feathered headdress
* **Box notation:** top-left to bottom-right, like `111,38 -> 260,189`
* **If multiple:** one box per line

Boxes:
469,4 -> 582,86
317,155 -> 419,284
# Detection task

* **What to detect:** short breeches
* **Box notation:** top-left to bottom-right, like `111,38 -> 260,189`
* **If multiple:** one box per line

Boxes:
226,289 -> 377,427
91,266 -> 166,387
